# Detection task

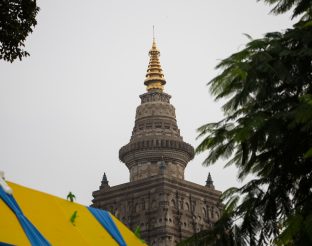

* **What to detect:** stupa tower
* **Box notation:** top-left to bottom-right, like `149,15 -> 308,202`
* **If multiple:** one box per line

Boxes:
92,38 -> 222,246
119,38 -> 194,182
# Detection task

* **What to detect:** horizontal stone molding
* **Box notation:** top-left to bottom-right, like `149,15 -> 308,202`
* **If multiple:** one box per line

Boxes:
92,175 -> 222,246
93,176 -> 221,203
131,118 -> 181,140
135,102 -> 176,120
140,92 -> 171,104
119,139 -> 194,163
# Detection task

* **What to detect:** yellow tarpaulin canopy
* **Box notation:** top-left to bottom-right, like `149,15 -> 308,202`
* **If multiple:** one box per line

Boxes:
0,182 -> 146,246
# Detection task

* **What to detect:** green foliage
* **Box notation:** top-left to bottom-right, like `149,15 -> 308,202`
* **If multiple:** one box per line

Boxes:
67,192 -> 76,202
193,15 -> 312,246
258,0 -> 312,20
0,0 -> 39,62
134,226 -> 146,244
178,208 -> 248,246
70,210 -> 78,226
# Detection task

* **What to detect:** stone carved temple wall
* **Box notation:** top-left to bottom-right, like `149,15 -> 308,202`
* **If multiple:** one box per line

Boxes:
92,39 -> 222,246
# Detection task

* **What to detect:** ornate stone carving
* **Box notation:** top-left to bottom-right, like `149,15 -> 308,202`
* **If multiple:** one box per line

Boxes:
120,91 -> 194,181
92,39 -> 221,246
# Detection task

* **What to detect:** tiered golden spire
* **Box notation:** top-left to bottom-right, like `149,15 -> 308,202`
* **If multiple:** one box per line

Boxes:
144,38 -> 166,92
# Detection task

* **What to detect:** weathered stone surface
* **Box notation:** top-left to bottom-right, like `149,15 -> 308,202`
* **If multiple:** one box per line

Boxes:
92,41 -> 221,245
92,175 -> 222,246
92,90 -> 222,245
119,91 -> 194,182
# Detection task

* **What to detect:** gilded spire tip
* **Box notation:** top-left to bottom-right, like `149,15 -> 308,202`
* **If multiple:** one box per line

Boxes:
144,32 -> 166,92
153,25 -> 155,41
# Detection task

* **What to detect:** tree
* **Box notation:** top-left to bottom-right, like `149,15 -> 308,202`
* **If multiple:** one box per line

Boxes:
0,0 -> 39,62
260,0 -> 312,19
67,192 -> 76,202
180,1 -> 312,245
134,226 -> 146,244
178,210 -> 244,246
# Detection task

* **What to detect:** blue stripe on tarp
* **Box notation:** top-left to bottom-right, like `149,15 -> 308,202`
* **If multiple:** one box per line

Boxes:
0,186 -> 51,246
0,242 -> 15,246
88,207 -> 127,246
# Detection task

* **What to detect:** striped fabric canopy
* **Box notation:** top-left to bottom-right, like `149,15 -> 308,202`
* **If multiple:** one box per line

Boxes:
0,182 -> 146,246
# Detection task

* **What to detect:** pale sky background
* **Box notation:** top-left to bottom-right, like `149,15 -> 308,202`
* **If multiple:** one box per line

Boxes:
0,0 -> 295,205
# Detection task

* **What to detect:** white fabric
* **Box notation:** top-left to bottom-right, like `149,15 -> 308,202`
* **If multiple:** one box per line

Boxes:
0,171 -> 13,194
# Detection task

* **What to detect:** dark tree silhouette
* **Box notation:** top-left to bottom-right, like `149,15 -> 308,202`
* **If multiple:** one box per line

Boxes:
180,1 -> 312,245
0,0 -> 39,62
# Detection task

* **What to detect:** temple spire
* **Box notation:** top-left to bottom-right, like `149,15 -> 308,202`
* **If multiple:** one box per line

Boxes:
153,25 -> 155,41
205,172 -> 214,189
100,172 -> 110,188
144,36 -> 166,92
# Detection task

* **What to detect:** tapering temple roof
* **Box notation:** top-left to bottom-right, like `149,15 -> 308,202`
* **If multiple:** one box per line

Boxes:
100,172 -> 109,188
144,39 -> 166,92
119,37 -> 194,182
206,172 -> 214,188
93,36 -> 221,246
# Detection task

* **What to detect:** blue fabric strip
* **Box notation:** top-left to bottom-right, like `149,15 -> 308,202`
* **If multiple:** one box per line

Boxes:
0,186 -> 51,246
0,242 -> 15,246
88,207 -> 127,246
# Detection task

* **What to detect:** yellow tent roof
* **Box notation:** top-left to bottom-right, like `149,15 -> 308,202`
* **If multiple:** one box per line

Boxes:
0,181 -> 146,246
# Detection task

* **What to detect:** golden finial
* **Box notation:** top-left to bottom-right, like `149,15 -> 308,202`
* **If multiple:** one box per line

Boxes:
144,29 -> 166,92
153,25 -> 155,41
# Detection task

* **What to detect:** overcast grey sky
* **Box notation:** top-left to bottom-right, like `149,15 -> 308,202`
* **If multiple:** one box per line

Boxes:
0,0 -> 295,205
